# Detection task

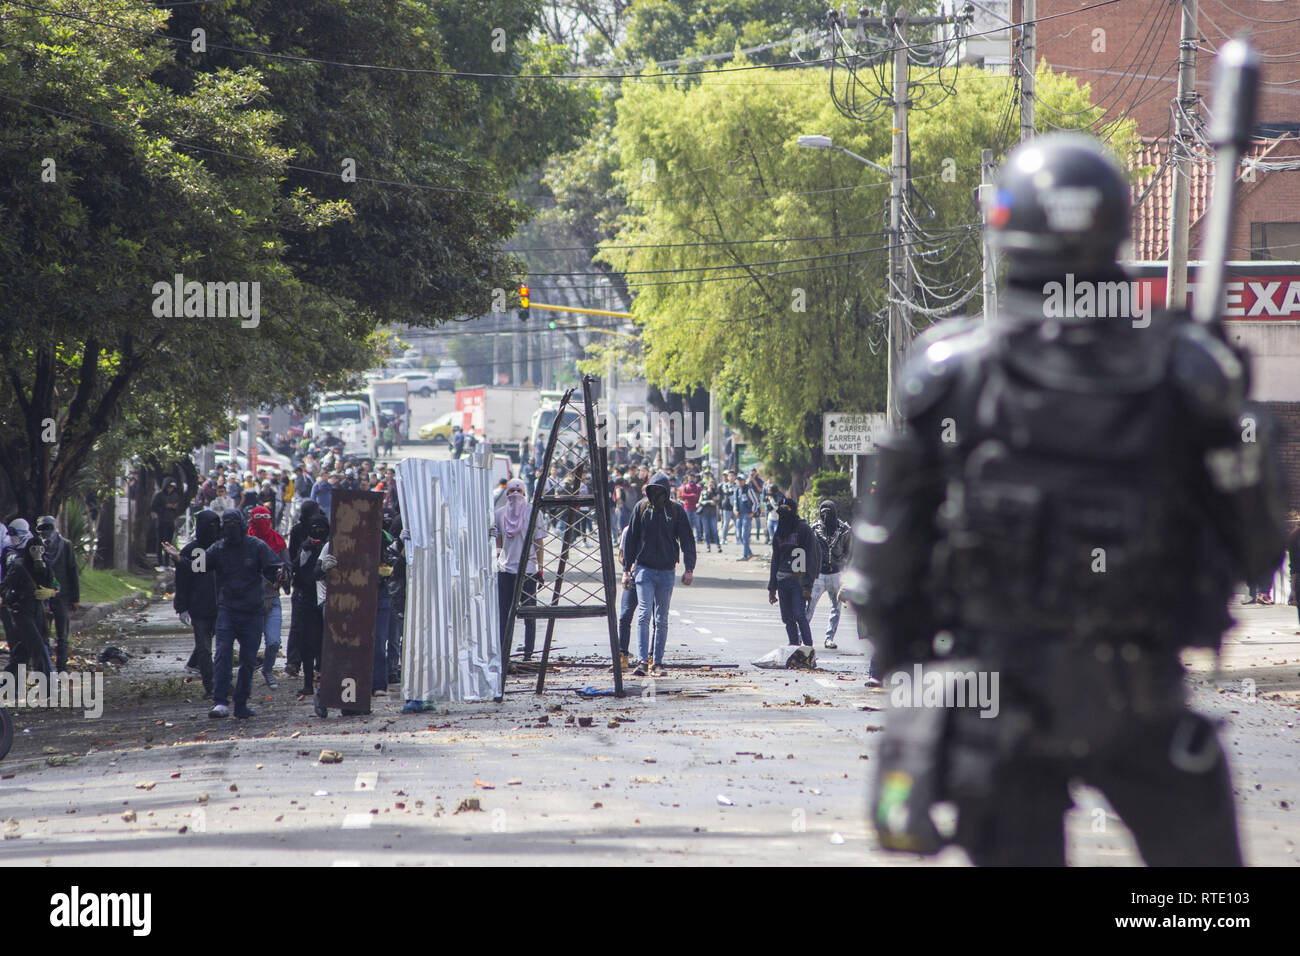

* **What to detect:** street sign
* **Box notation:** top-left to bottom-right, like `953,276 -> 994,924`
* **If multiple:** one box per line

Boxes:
823,412 -> 886,456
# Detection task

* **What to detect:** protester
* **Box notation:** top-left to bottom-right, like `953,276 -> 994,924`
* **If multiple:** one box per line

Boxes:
719,471 -> 737,545
310,471 -> 334,519
493,478 -> 546,661
292,512 -> 330,701
248,506 -> 290,688
382,422 -> 397,457
385,515 -> 407,686
768,496 -> 820,648
698,478 -> 721,553
621,472 -> 696,677
206,509 -> 282,719
808,500 -> 852,650
174,509 -> 220,696
283,500 -> 321,679
735,472 -> 761,560
679,473 -> 702,540
151,478 -> 183,569
36,515 -> 79,671
373,526 -> 396,695
615,523 -> 637,672
0,532 -> 56,676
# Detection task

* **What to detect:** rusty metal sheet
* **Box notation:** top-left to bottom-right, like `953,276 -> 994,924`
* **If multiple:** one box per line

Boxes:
319,490 -> 383,712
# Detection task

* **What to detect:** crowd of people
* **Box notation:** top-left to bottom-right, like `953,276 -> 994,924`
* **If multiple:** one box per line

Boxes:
0,517 -> 80,679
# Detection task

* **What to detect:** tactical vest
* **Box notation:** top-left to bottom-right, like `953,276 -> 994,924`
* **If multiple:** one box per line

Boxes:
929,324 -> 1198,642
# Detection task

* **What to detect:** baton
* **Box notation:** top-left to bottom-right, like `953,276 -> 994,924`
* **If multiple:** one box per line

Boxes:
1193,39 -> 1260,325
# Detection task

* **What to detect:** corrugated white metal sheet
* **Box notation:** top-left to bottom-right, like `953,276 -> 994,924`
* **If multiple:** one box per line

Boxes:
396,445 -> 499,703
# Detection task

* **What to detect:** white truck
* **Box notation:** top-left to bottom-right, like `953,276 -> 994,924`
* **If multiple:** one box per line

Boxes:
368,378 -> 411,438
308,393 -> 377,460
454,385 -> 542,461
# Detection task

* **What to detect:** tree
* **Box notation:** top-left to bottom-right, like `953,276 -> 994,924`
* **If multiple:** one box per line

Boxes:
598,60 -> 1135,469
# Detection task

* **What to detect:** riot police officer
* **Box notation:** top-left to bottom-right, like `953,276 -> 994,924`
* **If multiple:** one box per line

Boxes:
844,132 -> 1287,866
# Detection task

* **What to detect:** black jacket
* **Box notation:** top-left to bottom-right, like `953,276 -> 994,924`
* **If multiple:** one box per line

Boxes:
206,511 -> 282,614
42,533 -> 80,604
622,472 -> 697,573
769,520 -> 821,592
174,510 -> 220,619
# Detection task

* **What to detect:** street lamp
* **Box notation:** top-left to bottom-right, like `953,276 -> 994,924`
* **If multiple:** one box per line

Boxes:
796,134 -> 890,175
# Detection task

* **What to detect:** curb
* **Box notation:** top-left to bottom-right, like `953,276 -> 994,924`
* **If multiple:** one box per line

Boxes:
69,592 -> 152,633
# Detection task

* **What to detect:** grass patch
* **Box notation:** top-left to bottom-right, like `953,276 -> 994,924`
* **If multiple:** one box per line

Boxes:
78,568 -> 151,605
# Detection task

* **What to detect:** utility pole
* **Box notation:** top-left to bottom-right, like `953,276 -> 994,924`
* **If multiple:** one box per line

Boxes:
887,11 -> 911,426
832,5 -> 966,425
981,147 -> 999,321
1019,0 -> 1036,142
1166,0 -> 1199,308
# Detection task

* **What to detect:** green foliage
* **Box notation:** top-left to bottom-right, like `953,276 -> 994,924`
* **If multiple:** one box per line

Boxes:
598,60 -> 1134,469
62,497 -> 94,571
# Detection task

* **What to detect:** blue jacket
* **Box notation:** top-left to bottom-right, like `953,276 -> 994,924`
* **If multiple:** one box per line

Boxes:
735,481 -> 761,516
622,473 -> 697,573
311,478 -> 332,517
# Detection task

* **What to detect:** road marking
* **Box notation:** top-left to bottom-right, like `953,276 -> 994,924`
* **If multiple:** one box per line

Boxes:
681,619 -> 694,624
670,610 -> 679,617
354,772 -> 378,791
695,627 -> 711,634
815,678 -> 836,688
712,638 -> 727,644
342,814 -> 372,829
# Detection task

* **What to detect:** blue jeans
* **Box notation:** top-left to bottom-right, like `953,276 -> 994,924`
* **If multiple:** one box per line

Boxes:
634,566 -> 676,665
699,512 -> 719,547
261,598 -> 282,677
214,607 -> 263,707
618,585 -> 638,655
777,577 -> 812,646
737,513 -> 753,557
720,510 -> 735,543
618,507 -> 632,532
767,514 -> 779,542
686,510 -> 700,539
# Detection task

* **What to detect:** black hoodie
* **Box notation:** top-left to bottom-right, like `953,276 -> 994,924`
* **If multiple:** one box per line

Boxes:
769,500 -> 821,592
175,509 -> 220,619
288,499 -> 321,563
622,472 -> 697,573
205,509 -> 282,614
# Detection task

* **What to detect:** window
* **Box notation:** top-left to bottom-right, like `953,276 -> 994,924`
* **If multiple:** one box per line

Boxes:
1250,222 -> 1300,260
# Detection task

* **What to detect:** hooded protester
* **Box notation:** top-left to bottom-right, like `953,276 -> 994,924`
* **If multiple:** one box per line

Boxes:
768,496 -> 821,648
493,478 -> 547,661
174,509 -> 220,695
258,481 -> 278,524
373,524 -> 397,695
205,508 -> 282,718
150,478 -> 183,569
291,512 -> 330,700
6,517 -> 33,552
284,498 -> 322,678
36,516 -> 79,671
0,533 -> 56,676
807,500 -> 853,651
248,505 -> 290,688
621,472 -> 696,676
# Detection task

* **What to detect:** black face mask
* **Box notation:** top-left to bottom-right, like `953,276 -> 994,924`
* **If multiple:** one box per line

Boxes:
222,522 -> 243,545
820,509 -> 834,528
777,508 -> 796,536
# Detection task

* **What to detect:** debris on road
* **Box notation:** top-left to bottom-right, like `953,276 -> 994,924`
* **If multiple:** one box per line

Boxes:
454,798 -> 482,814
318,750 -> 344,764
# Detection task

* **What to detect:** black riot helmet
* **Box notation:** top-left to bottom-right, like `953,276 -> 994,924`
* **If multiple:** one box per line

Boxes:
986,133 -> 1130,282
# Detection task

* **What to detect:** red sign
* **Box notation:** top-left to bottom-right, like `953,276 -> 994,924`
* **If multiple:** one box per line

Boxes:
1126,263 -> 1300,320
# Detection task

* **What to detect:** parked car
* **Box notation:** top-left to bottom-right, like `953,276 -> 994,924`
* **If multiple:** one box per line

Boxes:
418,411 -> 457,443
393,369 -> 439,397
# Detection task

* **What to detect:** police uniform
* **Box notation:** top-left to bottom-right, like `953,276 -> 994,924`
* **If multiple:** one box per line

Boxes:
844,134 -> 1287,866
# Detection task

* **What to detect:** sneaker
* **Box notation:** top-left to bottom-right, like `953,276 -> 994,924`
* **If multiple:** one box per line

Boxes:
285,666 -> 300,679
865,676 -> 883,688
824,638 -> 838,650
234,706 -> 255,719
1241,596 -> 1257,605
653,663 -> 667,677
401,700 -> 424,714
209,703 -> 230,719
263,672 -> 278,689
633,661 -> 648,677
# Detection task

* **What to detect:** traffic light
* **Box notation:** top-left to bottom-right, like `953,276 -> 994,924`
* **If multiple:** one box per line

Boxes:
518,284 -> 529,321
